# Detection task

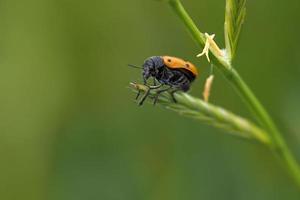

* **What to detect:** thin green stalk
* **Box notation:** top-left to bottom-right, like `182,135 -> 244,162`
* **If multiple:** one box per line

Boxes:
227,68 -> 300,187
168,0 -> 300,188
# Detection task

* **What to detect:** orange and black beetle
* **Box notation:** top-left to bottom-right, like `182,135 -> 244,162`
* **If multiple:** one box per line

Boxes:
136,56 -> 198,105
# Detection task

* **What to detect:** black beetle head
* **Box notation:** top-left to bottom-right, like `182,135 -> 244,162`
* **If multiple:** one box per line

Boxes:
142,56 -> 164,81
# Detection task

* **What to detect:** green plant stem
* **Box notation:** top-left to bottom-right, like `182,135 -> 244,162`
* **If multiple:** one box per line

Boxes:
168,0 -> 300,188
225,69 -> 300,187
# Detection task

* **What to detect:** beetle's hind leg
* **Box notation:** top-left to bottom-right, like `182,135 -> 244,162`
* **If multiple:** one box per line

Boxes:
168,78 -> 190,103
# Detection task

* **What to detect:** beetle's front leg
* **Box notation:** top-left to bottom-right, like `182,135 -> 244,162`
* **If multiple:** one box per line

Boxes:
138,84 -> 163,106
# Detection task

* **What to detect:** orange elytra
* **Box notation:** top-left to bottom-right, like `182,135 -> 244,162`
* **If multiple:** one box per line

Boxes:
162,56 -> 198,77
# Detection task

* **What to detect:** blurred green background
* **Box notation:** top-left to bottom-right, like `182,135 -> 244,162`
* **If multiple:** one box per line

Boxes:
1,0 -> 300,199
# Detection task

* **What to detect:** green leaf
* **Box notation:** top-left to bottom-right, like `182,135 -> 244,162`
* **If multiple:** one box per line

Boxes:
224,0 -> 246,60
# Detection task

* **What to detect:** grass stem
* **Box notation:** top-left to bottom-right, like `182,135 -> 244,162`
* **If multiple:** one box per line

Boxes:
168,0 -> 300,188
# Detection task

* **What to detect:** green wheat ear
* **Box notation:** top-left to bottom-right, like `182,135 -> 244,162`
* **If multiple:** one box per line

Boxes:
225,0 -> 246,60
130,0 -> 300,189
130,82 -> 270,145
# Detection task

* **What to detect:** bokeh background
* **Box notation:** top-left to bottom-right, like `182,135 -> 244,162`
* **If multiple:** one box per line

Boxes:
1,0 -> 300,199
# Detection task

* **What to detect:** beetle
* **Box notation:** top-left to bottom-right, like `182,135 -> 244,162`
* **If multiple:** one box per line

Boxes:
135,56 -> 198,105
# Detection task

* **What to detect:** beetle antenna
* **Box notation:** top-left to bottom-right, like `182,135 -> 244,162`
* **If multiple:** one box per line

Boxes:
128,64 -> 143,69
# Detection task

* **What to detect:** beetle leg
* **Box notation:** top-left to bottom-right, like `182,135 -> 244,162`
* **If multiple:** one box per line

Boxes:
173,74 -> 185,84
149,84 -> 162,89
138,87 -> 150,106
153,86 -> 172,105
135,91 -> 141,100
153,77 -> 157,86
143,76 -> 148,85
138,84 -> 163,106
169,88 -> 180,103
